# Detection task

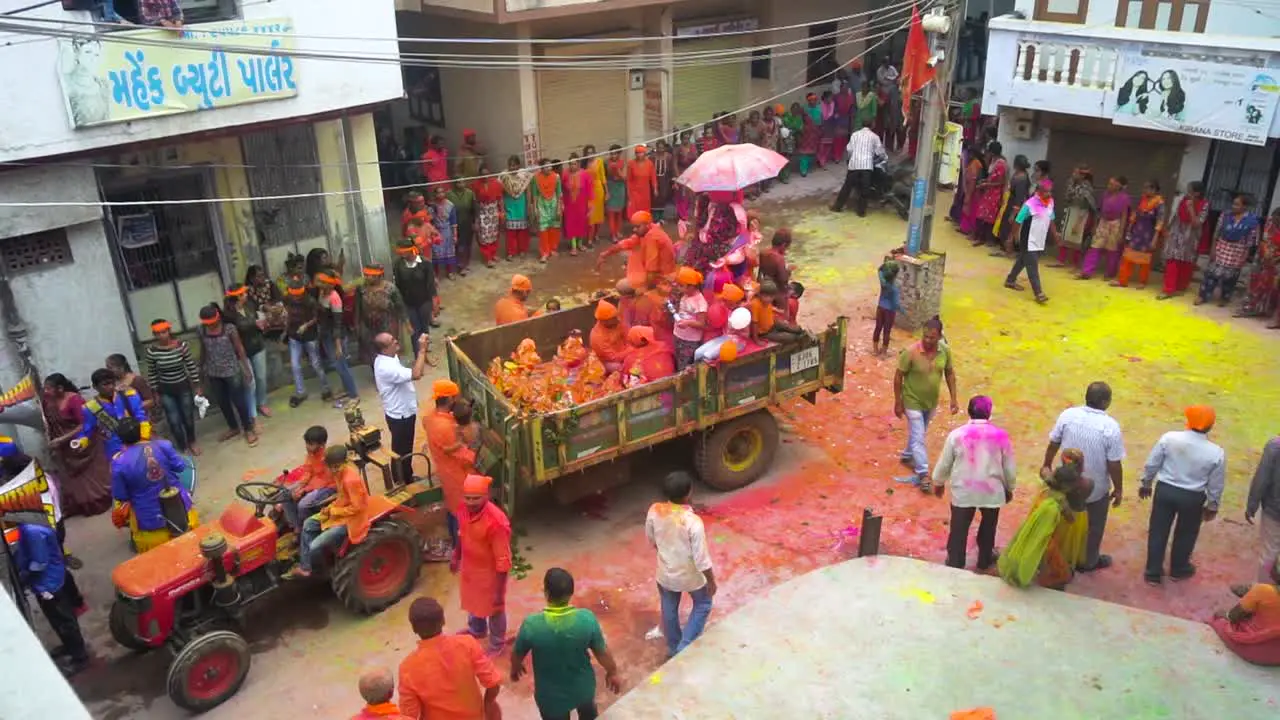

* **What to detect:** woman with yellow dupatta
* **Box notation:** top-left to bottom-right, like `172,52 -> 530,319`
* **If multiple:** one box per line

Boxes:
998,453 -> 1089,590
584,144 -> 607,248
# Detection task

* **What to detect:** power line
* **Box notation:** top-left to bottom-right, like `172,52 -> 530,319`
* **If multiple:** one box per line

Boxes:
4,0 -> 918,46
0,9 -> 930,208
0,5 -> 918,70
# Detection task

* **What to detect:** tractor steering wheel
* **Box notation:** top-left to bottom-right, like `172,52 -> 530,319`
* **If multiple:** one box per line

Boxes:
235,482 -> 291,515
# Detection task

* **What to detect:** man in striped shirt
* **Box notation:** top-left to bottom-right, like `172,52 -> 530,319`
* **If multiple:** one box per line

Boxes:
1041,382 -> 1127,572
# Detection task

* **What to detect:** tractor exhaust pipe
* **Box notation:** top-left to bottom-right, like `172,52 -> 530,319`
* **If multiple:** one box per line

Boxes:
200,533 -> 241,608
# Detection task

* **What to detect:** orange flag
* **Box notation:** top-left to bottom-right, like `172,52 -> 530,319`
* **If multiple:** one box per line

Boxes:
899,3 -> 937,120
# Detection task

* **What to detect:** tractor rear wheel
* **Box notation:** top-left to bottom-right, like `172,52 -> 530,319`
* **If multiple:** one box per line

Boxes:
109,600 -> 149,652
332,518 -> 423,615
694,410 -> 780,492
165,630 -> 251,713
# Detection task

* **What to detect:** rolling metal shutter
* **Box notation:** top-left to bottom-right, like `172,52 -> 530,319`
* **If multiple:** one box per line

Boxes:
537,69 -> 628,161
673,38 -> 744,129
1046,129 -> 1184,210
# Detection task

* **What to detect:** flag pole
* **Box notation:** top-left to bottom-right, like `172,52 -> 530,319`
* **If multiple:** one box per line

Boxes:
892,1 -> 963,331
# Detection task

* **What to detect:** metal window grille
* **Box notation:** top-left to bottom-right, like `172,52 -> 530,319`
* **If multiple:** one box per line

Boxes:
104,174 -> 220,291
241,124 -> 329,250
0,229 -> 73,276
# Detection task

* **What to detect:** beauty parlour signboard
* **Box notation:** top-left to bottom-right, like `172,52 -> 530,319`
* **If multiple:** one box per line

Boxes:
1107,47 -> 1280,146
56,17 -> 299,129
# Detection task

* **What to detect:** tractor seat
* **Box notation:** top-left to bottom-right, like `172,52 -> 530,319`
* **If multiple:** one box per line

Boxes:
112,503 -> 279,599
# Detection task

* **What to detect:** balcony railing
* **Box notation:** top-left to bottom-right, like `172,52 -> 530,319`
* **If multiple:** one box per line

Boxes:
1014,37 -> 1118,91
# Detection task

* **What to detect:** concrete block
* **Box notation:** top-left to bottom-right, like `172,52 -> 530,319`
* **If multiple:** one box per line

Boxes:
887,251 -> 946,331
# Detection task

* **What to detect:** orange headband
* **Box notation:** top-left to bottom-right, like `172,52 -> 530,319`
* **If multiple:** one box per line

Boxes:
315,273 -> 340,286
224,286 -> 247,298
395,245 -> 419,256
150,321 -> 171,333
362,266 -> 384,277
200,315 -> 220,326
286,286 -> 307,296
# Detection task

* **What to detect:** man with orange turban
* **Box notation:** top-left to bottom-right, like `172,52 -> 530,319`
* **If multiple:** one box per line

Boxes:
455,474 -> 513,656
494,274 -> 536,325
595,211 -> 675,290
589,300 -> 630,372
622,326 -> 675,386
424,379 -> 474,556
625,145 -> 657,219
1137,404 -> 1225,585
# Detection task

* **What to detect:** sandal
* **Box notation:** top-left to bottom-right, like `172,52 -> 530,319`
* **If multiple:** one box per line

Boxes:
1035,294 -> 1049,304
245,431 -> 259,447
1004,282 -> 1024,291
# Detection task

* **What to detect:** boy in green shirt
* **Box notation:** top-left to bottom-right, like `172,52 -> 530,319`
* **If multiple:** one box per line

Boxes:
512,568 -> 622,719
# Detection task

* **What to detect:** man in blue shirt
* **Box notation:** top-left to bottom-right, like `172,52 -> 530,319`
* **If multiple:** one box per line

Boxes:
79,367 -> 150,459
13,521 -> 89,675
110,418 -> 192,553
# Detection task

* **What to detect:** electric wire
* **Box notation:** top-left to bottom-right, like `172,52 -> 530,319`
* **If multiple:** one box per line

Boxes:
0,11 -> 929,208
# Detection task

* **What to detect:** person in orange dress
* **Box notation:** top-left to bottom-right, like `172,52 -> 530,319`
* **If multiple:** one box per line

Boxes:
625,145 -> 658,219
454,474 -> 513,655
401,191 -> 431,237
399,596 -> 503,720
285,445 -> 372,578
493,274 -> 535,325
589,300 -> 630,372
424,379 -> 474,551
595,211 -> 676,291
621,326 -> 676,386
351,667 -> 413,720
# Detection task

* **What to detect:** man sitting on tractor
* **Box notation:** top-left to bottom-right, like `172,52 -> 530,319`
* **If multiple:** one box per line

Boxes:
285,445 -> 371,579
109,418 -> 198,554
278,425 -> 338,533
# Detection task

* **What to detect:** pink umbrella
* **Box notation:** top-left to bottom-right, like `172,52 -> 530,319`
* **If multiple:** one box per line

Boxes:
676,143 -> 789,192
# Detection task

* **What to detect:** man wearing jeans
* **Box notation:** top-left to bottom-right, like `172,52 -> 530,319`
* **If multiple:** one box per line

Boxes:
645,471 -> 716,657
1042,382 -> 1126,572
393,238 -> 439,355
285,445 -> 367,579
893,316 -> 959,490
1138,405 -> 1225,585
283,279 -> 329,408
372,332 -> 430,484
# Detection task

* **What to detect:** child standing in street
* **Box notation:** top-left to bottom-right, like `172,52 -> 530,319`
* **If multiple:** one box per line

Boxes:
874,260 -> 901,355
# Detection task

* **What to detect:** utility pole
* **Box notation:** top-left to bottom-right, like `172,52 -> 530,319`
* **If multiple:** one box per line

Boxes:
895,1 -> 963,330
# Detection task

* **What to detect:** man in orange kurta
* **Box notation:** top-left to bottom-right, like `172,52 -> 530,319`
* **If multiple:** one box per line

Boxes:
287,445 -> 372,578
494,274 -> 535,325
595,212 -> 676,290
401,191 -> 430,237
588,300 -> 630,372
424,379 -> 474,551
622,326 -> 676,385
399,597 -> 503,720
454,474 -> 513,655
625,145 -> 657,218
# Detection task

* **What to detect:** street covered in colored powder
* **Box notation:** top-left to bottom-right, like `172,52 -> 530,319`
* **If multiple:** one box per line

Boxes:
68,175 -> 1280,719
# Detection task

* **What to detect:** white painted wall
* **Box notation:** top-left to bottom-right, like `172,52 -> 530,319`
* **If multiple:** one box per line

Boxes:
0,592 -> 93,720
1011,0 -> 1280,36
0,0 -> 404,163
995,107 -> 1049,163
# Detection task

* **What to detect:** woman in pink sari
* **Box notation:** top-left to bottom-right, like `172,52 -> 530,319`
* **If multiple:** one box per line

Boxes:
562,157 -> 594,256
972,142 -> 1007,247
959,146 -> 984,236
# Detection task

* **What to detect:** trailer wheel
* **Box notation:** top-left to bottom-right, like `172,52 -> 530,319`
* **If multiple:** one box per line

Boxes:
695,411 -> 780,491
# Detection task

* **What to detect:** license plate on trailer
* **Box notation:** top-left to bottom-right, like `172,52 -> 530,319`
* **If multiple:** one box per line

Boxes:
790,346 -> 820,374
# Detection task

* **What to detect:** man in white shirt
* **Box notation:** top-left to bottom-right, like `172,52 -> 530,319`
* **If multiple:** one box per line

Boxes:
372,332 -> 431,483
932,395 -> 1017,571
831,120 -> 886,217
644,471 -> 716,658
1041,382 -> 1126,572
1139,405 -> 1225,585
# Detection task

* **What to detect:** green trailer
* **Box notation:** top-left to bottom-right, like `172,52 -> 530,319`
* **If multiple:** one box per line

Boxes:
445,304 -> 849,516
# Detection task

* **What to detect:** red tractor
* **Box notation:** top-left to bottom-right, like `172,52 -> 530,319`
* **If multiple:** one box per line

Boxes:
108,427 -> 440,713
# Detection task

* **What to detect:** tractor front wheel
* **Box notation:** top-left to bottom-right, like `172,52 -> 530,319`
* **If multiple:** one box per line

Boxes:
332,518 -> 423,615
165,630 -> 251,713
694,410 -> 781,492
109,600 -> 149,652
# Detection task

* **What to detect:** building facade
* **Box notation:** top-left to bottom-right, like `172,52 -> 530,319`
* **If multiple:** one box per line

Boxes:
983,0 -> 1280,215
0,0 -> 403,448
389,0 -> 910,166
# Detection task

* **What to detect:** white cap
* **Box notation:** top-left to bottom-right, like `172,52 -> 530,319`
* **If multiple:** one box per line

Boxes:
729,307 -> 752,331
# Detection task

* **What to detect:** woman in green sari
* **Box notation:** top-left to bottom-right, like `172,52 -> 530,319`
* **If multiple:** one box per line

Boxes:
998,454 -> 1089,590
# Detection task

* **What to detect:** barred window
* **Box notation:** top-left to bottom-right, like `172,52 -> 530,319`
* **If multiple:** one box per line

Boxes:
1,229 -> 73,276
241,124 -> 329,249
